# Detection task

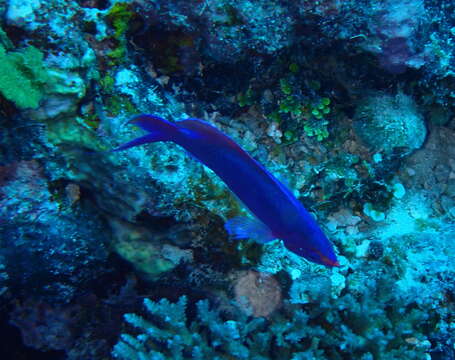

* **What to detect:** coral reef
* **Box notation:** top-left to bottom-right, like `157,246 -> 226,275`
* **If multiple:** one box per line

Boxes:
233,270 -> 282,317
113,282 -> 447,360
0,159 -> 110,303
354,92 -> 427,154
0,0 -> 453,359
0,43 -> 49,109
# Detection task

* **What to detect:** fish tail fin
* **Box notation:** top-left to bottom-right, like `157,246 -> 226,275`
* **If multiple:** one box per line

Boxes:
113,114 -> 179,151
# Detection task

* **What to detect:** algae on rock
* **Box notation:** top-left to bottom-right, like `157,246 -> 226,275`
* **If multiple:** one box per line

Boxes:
0,44 -> 50,109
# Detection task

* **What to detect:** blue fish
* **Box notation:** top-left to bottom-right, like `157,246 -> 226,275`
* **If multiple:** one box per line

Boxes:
114,114 -> 339,267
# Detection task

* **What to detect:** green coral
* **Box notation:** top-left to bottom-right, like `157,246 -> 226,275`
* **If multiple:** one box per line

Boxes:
107,46 -> 126,61
100,74 -> 115,92
303,118 -> 329,141
46,117 -> 103,150
237,87 -> 255,107
270,71 -> 333,142
302,98 -> 331,140
105,95 -> 137,116
106,2 -> 134,64
107,2 -> 134,39
280,78 -> 293,95
279,95 -> 302,115
0,44 -> 50,109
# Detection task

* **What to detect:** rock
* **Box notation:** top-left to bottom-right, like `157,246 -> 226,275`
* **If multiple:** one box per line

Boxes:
354,92 -> 426,154
6,0 -> 42,31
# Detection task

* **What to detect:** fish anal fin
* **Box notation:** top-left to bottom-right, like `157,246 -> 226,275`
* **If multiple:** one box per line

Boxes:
224,216 -> 275,244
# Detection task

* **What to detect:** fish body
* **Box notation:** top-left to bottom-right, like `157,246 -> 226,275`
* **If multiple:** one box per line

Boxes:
115,114 -> 339,267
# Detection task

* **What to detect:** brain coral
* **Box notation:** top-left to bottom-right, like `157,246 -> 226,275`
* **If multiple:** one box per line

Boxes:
354,92 -> 427,154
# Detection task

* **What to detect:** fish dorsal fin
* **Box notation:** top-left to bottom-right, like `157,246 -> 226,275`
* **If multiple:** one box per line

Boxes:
178,118 -> 217,131
177,118 -> 240,149
179,119 -> 300,210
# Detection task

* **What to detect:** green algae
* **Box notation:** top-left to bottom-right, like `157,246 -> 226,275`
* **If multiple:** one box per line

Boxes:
105,2 -> 134,65
0,44 -> 50,109
107,2 -> 134,40
46,117 -> 104,151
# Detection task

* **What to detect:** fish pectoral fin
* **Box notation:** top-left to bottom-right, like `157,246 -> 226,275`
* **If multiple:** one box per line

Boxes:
224,216 -> 275,244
